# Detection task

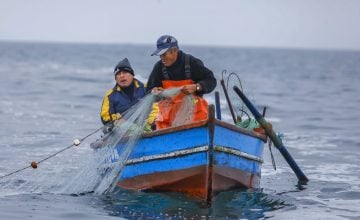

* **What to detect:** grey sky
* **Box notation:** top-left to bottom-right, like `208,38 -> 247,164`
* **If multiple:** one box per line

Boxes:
1,0 -> 360,50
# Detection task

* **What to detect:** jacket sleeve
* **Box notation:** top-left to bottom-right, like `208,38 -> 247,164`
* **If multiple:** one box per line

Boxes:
146,62 -> 163,93
100,89 -> 115,124
190,56 -> 217,95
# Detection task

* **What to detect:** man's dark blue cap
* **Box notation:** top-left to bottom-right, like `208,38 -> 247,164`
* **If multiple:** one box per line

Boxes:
151,35 -> 178,56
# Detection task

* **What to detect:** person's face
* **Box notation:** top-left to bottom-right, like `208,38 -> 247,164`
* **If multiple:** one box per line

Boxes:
160,48 -> 178,67
115,71 -> 134,88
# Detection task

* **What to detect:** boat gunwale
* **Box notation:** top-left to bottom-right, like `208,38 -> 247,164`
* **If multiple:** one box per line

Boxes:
142,119 -> 267,142
214,119 -> 267,142
92,118 -> 267,150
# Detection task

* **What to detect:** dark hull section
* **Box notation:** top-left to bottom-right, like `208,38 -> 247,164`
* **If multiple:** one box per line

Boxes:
117,165 -> 259,200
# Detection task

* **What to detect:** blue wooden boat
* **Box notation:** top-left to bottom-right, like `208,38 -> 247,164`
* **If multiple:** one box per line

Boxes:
92,105 -> 266,201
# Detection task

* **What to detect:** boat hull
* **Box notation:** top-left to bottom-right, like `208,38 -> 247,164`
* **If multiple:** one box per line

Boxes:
118,164 -> 260,200
96,118 -> 266,201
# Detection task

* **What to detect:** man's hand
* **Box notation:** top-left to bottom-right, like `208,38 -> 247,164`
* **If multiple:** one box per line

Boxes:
111,113 -> 122,121
181,84 -> 197,95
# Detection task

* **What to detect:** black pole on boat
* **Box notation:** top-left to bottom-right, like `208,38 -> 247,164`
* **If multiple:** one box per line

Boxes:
215,91 -> 222,120
207,104 -> 215,205
233,86 -> 308,182
220,80 -> 237,124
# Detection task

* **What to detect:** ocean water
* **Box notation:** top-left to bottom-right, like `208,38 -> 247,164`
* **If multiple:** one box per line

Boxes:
0,41 -> 359,219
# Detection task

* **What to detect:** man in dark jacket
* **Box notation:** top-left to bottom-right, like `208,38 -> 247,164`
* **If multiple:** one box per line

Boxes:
146,35 -> 217,95
146,35 -> 217,129
100,58 -> 146,125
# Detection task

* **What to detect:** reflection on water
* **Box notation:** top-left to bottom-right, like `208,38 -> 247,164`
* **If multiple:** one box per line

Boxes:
98,188 -> 286,219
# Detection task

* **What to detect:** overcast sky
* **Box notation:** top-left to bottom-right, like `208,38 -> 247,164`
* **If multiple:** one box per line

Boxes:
1,0 -> 360,50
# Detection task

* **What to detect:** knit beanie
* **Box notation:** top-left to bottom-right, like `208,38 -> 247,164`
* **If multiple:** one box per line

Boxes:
114,58 -> 134,76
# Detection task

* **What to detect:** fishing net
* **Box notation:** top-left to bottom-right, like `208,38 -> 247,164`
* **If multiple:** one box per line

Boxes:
61,87 -> 200,195
0,87 -> 201,196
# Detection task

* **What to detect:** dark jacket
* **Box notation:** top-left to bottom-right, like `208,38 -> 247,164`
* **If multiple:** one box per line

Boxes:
100,79 -> 146,124
146,50 -> 217,96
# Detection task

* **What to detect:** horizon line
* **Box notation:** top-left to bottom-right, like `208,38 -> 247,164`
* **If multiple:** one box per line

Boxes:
1,39 -> 359,53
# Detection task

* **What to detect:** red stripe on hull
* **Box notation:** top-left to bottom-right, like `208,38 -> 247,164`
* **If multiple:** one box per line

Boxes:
117,165 -> 259,201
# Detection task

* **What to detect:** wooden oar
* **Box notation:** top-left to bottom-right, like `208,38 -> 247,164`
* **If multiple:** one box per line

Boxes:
233,86 -> 308,182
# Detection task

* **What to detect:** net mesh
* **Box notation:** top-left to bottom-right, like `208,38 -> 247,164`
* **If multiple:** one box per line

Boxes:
64,87 -> 198,195
0,88 -> 202,196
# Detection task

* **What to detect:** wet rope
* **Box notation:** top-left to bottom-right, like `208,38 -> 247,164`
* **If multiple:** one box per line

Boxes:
268,138 -> 277,170
0,124 -> 106,180
226,71 -> 245,120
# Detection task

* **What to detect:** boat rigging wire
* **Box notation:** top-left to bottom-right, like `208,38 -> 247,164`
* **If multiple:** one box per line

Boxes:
225,72 -> 279,170
225,71 -> 245,120
220,70 -> 237,124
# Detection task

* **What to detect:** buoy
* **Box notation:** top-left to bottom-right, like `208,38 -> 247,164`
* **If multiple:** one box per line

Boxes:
73,138 -> 81,146
31,161 -> 38,169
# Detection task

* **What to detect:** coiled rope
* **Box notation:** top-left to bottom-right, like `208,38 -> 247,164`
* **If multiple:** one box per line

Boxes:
0,124 -> 106,180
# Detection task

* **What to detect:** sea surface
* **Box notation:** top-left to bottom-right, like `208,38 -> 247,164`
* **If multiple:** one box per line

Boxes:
0,41 -> 359,219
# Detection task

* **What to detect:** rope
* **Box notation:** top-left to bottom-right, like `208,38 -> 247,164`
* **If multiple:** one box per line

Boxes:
0,124 -> 106,180
221,70 -> 247,121
226,71 -> 245,119
0,165 -> 33,179
268,139 -> 277,170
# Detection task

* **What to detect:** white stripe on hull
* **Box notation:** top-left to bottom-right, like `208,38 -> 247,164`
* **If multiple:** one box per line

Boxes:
124,145 -> 263,165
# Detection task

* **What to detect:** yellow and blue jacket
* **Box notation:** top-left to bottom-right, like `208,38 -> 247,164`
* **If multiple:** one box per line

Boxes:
100,79 -> 146,124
